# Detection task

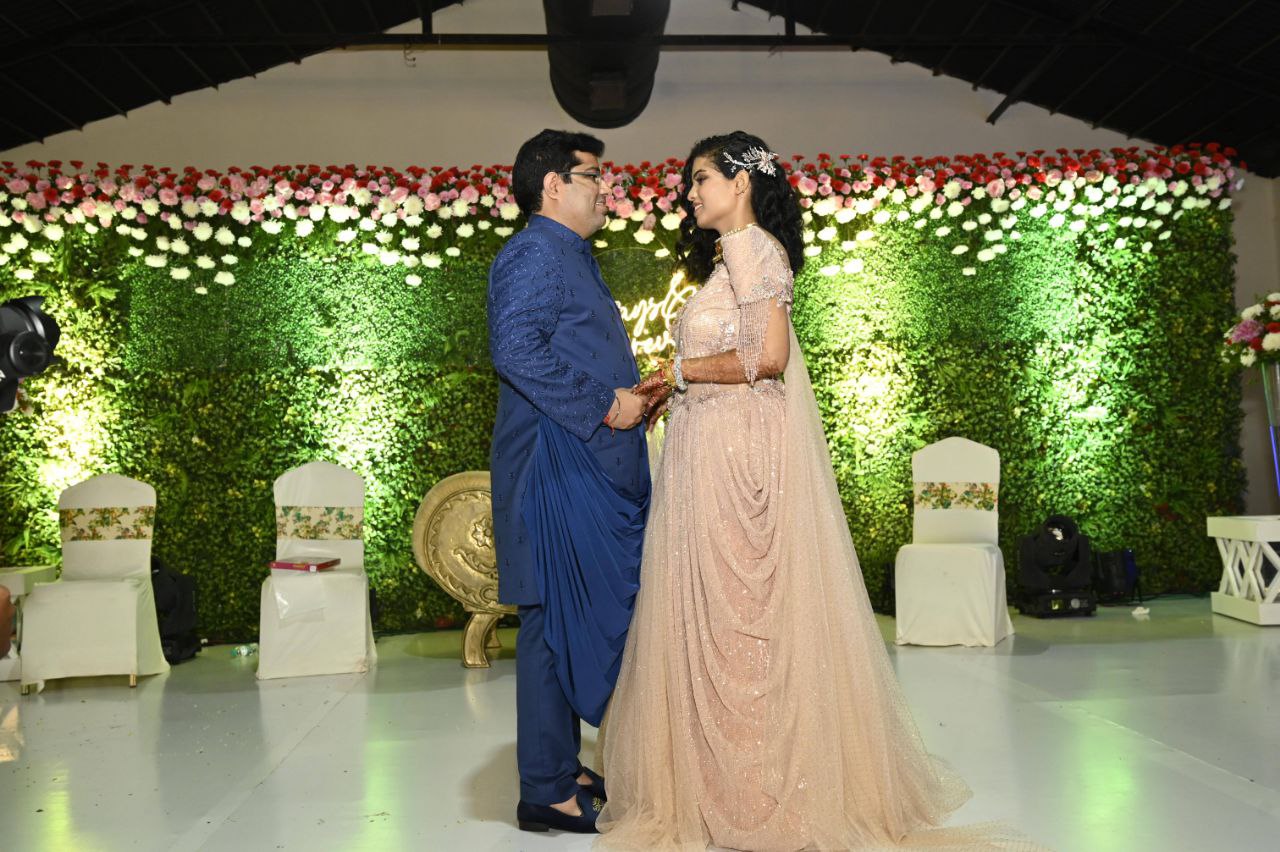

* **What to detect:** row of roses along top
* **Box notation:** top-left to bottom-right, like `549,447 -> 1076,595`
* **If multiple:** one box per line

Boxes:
0,144 -> 1241,236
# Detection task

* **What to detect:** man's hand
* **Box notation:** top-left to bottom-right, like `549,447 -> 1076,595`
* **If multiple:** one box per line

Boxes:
610,388 -> 647,430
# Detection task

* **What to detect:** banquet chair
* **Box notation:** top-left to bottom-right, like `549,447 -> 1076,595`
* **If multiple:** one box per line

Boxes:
257,461 -> 377,679
894,437 -> 1014,647
21,473 -> 170,692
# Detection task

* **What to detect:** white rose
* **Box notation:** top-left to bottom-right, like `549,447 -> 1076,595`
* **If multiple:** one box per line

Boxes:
196,255 -> 216,269
214,271 -> 235,286
405,274 -> 422,287
144,254 -> 167,267
402,237 -> 420,251
817,226 -> 837,241
170,238 -> 189,255
812,198 -> 838,217
193,223 -> 214,241
951,245 -> 969,255
500,203 -> 520,221
261,220 -> 283,235
1264,333 -> 1280,352
445,246 -> 461,257
422,253 -> 442,268
426,224 -> 443,239
170,267 -> 190,280
633,229 -> 654,245
457,223 -> 475,238
1241,351 -> 1258,367
661,212 -> 681,231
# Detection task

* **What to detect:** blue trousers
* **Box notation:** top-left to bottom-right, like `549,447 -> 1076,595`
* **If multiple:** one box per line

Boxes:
516,604 -> 583,805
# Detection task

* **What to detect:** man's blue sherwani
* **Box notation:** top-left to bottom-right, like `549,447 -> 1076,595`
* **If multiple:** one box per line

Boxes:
487,213 -> 650,806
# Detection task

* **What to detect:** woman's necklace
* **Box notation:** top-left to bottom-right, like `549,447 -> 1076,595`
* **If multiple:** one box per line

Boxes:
712,222 -> 757,266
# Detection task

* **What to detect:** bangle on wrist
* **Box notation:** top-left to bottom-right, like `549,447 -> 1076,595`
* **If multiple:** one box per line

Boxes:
673,355 -> 688,391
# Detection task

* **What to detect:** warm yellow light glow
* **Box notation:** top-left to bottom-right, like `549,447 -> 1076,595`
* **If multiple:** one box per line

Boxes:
618,270 -> 696,357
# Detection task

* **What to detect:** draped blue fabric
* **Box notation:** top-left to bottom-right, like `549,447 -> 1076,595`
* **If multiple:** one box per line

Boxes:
488,214 -> 649,606
523,413 -> 648,727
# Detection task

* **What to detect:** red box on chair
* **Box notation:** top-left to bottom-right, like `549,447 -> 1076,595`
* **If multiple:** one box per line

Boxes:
268,557 -> 340,572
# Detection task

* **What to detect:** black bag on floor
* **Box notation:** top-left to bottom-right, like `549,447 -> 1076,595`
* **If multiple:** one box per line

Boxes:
152,555 -> 201,664
1093,548 -> 1142,604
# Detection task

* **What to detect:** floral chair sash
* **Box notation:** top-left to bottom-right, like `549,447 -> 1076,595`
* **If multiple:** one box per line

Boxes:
913,481 -> 999,512
276,505 -> 364,540
59,506 -> 156,542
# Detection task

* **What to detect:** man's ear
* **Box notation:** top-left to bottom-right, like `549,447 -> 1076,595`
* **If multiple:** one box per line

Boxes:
542,171 -> 561,204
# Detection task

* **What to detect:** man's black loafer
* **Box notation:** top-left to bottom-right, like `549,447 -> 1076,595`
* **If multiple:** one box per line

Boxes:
577,765 -> 607,800
516,788 -> 604,833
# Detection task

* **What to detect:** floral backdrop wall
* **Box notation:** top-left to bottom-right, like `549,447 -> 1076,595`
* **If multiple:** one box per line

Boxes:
0,144 -> 1245,640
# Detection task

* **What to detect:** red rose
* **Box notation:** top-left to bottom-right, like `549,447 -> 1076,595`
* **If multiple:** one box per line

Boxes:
1267,323 -> 1280,333
1251,339 -> 1265,351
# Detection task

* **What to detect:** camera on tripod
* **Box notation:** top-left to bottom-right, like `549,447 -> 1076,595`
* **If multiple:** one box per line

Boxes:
0,296 -> 61,413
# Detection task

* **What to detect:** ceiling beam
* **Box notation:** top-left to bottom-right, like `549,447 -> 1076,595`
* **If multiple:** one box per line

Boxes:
70,32 -> 1122,49
986,0 -> 1113,124
197,2 -> 257,77
984,0 -> 1279,104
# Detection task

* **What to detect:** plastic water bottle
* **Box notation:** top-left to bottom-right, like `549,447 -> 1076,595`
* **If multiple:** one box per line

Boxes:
230,643 -> 258,658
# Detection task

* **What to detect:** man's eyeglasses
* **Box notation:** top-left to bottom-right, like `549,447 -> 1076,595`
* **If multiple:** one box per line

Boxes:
557,169 -> 604,184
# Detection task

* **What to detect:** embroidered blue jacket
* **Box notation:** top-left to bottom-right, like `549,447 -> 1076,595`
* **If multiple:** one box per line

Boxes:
487,214 -> 650,605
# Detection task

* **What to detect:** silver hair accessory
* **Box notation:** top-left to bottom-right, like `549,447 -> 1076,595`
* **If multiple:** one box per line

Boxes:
723,146 -> 779,177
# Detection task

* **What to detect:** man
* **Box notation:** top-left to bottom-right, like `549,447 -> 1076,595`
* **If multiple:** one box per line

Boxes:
487,129 -> 652,834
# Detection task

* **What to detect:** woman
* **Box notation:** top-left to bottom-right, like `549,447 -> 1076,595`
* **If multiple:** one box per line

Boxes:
596,132 -> 1038,851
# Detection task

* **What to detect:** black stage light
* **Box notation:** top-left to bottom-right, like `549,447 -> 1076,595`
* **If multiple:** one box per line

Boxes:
1017,514 -> 1097,618
0,296 -> 61,413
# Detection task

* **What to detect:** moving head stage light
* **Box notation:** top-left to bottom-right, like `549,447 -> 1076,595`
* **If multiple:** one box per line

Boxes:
0,296 -> 60,413
1017,514 -> 1097,618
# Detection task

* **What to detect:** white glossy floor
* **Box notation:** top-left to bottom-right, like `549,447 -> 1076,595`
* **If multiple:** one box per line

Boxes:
2,597 -> 1278,852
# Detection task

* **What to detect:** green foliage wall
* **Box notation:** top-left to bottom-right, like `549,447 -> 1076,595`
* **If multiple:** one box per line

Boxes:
0,198 -> 1242,641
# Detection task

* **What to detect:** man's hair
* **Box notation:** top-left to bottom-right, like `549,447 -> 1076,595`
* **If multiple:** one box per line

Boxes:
511,129 -> 605,217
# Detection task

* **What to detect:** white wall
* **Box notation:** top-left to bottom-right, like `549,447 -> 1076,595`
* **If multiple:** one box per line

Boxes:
7,0 -> 1279,510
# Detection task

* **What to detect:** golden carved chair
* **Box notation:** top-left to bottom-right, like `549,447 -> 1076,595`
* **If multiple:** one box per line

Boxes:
412,471 -> 515,667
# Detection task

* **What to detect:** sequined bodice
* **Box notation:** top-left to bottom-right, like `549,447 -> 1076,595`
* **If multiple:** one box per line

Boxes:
670,225 -> 794,408
674,264 -> 742,359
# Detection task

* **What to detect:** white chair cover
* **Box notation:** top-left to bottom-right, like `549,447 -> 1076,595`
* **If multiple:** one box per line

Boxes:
257,461 -> 377,680
895,437 -> 1014,647
21,474 -> 170,690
